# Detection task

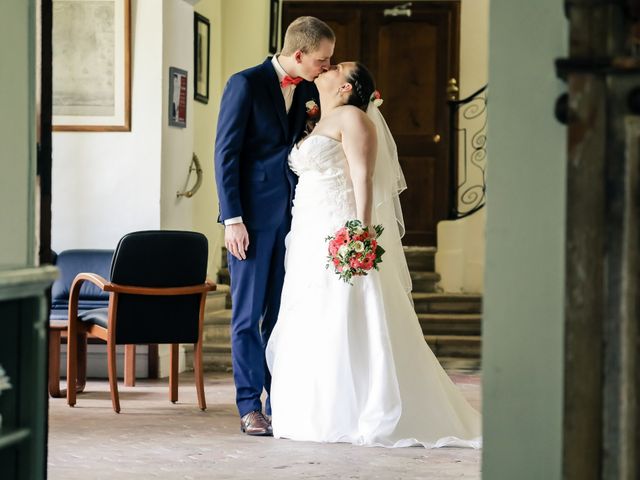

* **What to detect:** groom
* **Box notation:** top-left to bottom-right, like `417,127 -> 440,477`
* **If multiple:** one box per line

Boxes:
214,16 -> 335,436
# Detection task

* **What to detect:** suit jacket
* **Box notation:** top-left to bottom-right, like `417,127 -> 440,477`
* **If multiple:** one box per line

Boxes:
214,57 -> 319,230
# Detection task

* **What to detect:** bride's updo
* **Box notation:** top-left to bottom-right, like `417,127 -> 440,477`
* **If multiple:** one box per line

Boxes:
346,62 -> 375,112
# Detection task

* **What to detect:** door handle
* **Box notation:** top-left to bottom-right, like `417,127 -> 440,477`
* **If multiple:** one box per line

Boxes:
433,134 -> 441,143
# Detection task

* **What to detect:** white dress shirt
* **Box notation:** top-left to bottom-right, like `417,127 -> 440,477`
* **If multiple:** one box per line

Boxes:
224,55 -> 298,226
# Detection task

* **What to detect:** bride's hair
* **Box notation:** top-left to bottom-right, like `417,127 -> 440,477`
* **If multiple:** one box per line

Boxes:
346,63 -> 376,112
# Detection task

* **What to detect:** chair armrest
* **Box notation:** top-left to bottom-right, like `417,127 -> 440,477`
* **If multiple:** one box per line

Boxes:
106,282 -> 217,296
68,273 -> 113,333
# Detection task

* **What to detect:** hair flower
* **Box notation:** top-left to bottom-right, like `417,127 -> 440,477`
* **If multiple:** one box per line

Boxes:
371,90 -> 383,107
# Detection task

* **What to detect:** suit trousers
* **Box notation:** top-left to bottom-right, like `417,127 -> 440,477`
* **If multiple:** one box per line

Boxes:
228,216 -> 289,417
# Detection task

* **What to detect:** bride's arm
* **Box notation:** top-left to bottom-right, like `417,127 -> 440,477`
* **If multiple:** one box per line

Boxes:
341,108 -> 377,226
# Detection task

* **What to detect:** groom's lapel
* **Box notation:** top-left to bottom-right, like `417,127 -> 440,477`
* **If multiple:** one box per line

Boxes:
260,58 -> 288,137
288,84 -> 309,142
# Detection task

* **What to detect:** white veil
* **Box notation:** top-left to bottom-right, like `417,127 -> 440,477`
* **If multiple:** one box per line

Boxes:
367,103 -> 413,295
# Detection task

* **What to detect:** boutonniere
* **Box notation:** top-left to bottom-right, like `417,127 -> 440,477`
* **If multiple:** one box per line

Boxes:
306,100 -> 320,118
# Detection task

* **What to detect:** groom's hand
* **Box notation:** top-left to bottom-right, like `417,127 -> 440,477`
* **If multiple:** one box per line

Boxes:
225,223 -> 250,260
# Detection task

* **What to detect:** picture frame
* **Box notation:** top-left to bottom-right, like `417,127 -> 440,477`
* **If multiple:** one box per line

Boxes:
52,0 -> 131,132
168,67 -> 188,128
194,12 -> 210,104
268,0 -> 280,54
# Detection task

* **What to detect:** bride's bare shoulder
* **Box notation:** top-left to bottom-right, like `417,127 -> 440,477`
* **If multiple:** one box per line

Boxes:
338,105 -> 373,127
337,105 -> 374,136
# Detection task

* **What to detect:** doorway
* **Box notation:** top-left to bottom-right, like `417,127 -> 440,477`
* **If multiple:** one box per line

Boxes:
283,1 -> 460,246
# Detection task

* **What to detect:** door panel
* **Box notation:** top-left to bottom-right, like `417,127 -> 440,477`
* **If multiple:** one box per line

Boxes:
282,1 -> 460,245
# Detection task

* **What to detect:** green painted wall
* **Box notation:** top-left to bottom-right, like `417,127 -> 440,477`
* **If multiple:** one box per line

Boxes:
0,0 -> 36,269
482,1 -> 567,478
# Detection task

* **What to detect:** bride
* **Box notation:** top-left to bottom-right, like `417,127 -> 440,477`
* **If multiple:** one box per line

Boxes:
265,62 -> 481,448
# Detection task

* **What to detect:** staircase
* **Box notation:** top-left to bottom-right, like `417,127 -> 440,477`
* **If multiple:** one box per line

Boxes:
186,247 -> 482,372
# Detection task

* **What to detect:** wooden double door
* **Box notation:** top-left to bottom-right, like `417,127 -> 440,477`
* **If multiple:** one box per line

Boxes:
283,1 -> 460,246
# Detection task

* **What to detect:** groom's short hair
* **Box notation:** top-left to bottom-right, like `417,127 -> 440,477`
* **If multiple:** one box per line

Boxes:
281,16 -> 335,55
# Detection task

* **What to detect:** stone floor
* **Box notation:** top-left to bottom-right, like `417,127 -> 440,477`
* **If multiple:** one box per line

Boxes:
48,371 -> 482,479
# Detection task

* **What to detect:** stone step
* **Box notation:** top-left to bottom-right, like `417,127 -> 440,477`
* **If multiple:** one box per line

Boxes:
184,343 -> 232,372
418,313 -> 482,336
410,271 -> 440,293
220,245 -> 437,279
412,293 -> 482,314
202,309 -> 232,344
436,357 -> 482,372
425,335 -> 482,358
205,290 -> 227,312
404,246 -> 436,272
217,269 -> 441,293
189,336 -> 481,374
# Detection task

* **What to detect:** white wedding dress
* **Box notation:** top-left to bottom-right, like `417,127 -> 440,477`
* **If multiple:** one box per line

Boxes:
265,130 -> 481,449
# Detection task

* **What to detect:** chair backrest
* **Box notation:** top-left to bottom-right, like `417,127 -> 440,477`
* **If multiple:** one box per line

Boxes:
110,230 -> 208,345
51,250 -> 114,310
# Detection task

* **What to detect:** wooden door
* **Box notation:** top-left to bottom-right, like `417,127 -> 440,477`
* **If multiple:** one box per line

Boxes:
282,1 -> 460,246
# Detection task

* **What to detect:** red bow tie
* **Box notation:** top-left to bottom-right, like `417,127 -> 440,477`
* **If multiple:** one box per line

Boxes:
280,75 -> 303,88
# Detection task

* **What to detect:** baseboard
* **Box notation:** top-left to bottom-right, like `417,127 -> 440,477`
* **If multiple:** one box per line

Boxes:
58,344 -> 149,379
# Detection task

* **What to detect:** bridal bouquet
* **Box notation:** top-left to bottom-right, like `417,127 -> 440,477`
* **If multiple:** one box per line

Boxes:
325,220 -> 385,284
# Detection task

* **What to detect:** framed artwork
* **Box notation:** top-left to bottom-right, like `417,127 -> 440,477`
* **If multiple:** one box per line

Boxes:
169,67 -> 188,128
52,0 -> 131,132
194,12 -> 210,104
268,0 -> 280,54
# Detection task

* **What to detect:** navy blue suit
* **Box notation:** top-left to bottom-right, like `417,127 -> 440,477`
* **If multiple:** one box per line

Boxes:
214,57 -> 318,417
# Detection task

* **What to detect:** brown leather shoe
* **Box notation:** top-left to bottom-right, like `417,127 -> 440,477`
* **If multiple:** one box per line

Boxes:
240,411 -> 273,436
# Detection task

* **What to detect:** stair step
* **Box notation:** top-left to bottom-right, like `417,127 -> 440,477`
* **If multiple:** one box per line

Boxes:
184,343 -> 232,372
425,335 -> 482,358
404,246 -> 436,272
219,246 -> 438,284
410,271 -> 440,293
205,290 -> 227,312
204,308 -> 232,325
436,357 -> 482,372
418,313 -> 482,335
412,293 -> 482,314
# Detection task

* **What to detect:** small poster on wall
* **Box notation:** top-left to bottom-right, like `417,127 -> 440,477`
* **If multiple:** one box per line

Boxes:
169,67 -> 188,128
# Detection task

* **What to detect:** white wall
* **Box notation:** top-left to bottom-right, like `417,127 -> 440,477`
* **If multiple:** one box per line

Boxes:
0,0 -> 36,269
51,0 -> 163,252
161,0 -> 195,232
435,0 -> 489,293
459,0 -> 489,97
193,0 -> 224,276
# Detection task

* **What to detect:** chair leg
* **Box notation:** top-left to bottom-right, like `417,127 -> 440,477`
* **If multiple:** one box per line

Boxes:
76,333 -> 87,393
107,339 -> 121,413
66,328 -> 77,407
124,344 -> 136,387
170,344 -> 179,404
194,340 -> 206,411
48,330 -> 63,398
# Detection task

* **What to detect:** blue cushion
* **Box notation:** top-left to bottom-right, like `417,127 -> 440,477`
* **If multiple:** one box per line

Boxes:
51,250 -> 114,304
78,308 -> 109,329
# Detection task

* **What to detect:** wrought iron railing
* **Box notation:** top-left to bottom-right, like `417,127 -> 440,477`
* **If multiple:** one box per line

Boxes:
447,81 -> 488,219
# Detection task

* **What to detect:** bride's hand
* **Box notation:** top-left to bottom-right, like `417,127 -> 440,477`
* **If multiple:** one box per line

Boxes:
365,225 -> 377,238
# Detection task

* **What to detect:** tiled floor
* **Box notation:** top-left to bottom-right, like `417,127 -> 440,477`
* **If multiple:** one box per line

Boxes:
48,371 -> 482,479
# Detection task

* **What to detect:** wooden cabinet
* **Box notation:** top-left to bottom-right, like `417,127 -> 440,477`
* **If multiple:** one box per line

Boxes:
0,267 -> 57,479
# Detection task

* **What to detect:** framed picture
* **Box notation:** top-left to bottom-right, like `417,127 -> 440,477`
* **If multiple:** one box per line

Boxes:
169,67 -> 188,128
52,0 -> 131,131
268,0 -> 280,54
194,13 -> 210,104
